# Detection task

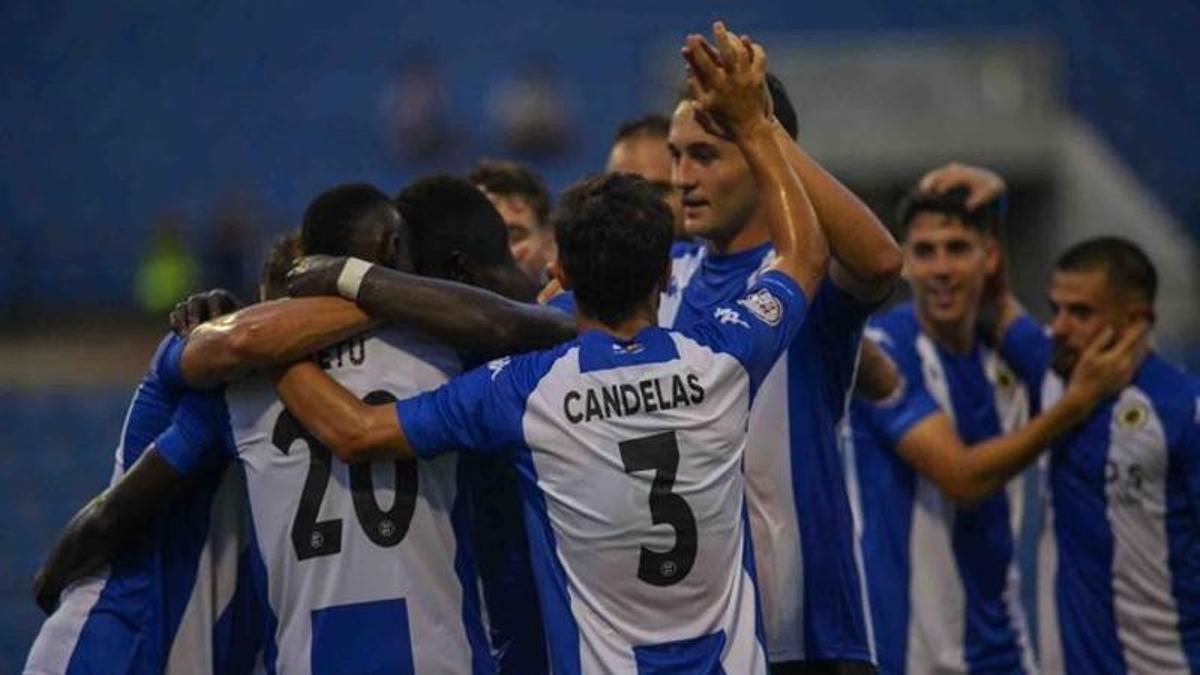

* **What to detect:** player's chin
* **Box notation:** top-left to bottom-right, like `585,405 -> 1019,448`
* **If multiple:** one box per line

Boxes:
1050,346 -> 1078,379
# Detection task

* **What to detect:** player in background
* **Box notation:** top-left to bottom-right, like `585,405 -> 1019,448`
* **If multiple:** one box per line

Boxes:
847,169 -> 1146,674
269,25 -> 827,672
927,162 -> 1200,674
23,240 -> 300,674
607,114 -> 686,240
666,37 -> 902,675
469,159 -> 557,285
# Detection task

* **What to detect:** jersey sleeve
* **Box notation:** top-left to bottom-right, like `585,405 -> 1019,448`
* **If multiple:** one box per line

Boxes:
1000,314 -> 1052,388
856,326 -> 941,449
153,390 -> 234,475
683,270 -> 809,396
395,355 -> 535,460
152,333 -> 189,394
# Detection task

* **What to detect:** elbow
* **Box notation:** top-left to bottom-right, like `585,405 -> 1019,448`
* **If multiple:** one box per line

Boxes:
941,476 -> 991,508
871,244 -> 904,286
319,418 -> 377,464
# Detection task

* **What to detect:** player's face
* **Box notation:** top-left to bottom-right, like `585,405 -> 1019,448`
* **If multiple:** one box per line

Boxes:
484,191 -> 555,283
1047,268 -> 1132,377
668,101 -> 758,244
608,135 -> 685,238
904,213 -> 995,331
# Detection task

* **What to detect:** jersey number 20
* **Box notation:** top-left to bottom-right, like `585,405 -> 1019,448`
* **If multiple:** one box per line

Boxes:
272,390 -> 418,561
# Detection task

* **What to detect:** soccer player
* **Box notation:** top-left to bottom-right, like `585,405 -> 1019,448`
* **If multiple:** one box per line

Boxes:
270,26 -> 827,672
23,240 -> 300,674
848,171 -> 1147,674
667,41 -> 902,675
469,159 -> 557,285
606,114 -> 685,239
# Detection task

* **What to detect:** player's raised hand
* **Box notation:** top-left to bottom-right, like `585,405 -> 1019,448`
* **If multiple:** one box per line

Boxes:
169,288 -> 244,336
286,254 -> 349,298
682,22 -> 770,138
919,162 -> 1007,211
1066,320 -> 1151,404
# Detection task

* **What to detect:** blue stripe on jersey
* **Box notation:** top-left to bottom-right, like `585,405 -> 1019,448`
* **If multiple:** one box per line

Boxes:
240,460 -> 281,675
1165,447 -> 1200,673
633,630 -> 728,674
1050,403 -> 1124,674
939,350 -> 1027,673
785,281 -> 873,662
512,449 -> 582,675
451,460 -> 505,674
850,401 -> 917,674
212,544 -> 267,675
740,505 -> 767,650
311,599 -> 415,674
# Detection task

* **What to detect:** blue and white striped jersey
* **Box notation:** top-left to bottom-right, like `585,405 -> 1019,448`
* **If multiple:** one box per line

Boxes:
397,270 -> 809,674
659,241 -> 876,664
849,304 -> 1037,674
155,327 -> 494,675
1002,315 -> 1200,674
24,334 -> 261,675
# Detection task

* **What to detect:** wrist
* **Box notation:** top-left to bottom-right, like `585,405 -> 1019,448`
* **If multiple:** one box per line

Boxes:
1058,386 -> 1097,423
336,258 -> 374,302
729,114 -> 776,142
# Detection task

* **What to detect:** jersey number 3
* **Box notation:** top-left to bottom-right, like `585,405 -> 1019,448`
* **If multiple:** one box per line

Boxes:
620,431 -> 698,586
272,390 -> 418,561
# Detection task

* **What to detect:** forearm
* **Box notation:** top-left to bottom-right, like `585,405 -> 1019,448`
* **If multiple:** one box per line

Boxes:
735,120 -> 828,295
959,393 -> 1091,501
356,266 -> 576,358
274,361 -> 409,462
776,125 -> 900,298
35,492 -> 142,611
854,339 -> 901,402
183,297 -> 372,388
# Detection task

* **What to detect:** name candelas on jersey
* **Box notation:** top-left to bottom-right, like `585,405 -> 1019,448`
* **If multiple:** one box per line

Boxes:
563,373 -> 705,424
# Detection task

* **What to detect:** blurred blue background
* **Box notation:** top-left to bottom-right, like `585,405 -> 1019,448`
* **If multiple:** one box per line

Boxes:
2,0 -> 1197,666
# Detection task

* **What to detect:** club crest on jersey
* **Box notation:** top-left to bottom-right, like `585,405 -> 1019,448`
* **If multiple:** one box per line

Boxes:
737,288 -> 782,326
487,356 -> 512,380
714,306 -> 749,329
1116,401 -> 1150,431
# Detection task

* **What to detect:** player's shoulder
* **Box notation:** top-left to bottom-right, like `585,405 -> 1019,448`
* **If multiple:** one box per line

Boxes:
865,303 -> 920,350
485,338 -> 578,394
1134,354 -> 1200,436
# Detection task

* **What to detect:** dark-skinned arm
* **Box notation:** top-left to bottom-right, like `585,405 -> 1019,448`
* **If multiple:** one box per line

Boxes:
33,449 -> 186,613
854,339 -> 902,402
895,322 -> 1148,506
180,297 -> 372,389
286,258 -> 577,360
274,361 -> 412,463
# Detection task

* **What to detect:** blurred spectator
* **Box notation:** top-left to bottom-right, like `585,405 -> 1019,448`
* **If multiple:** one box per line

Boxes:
607,114 -> 685,239
380,52 -> 459,165
469,159 -> 555,284
136,213 -> 198,314
204,189 -> 264,299
486,59 -> 577,160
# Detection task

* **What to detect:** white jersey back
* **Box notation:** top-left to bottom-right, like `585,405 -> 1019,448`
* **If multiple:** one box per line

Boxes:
223,327 -> 491,674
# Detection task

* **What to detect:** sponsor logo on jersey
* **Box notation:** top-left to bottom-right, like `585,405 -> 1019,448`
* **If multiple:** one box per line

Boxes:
738,288 -> 782,326
612,342 -> 646,355
488,356 -> 512,380
1116,401 -> 1150,431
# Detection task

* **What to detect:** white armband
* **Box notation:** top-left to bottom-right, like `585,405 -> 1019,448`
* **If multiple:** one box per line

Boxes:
336,257 -> 374,301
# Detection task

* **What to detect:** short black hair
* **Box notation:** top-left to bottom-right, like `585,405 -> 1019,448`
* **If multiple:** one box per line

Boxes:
396,175 -> 512,279
553,173 -> 674,327
895,186 -> 1004,237
614,114 -> 671,142
260,231 -> 302,300
766,73 -> 798,140
301,183 -> 395,257
1055,236 -> 1157,303
467,160 -> 552,229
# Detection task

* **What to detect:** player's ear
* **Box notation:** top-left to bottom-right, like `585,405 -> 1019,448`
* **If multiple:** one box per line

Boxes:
548,260 -> 573,291
983,237 -> 1000,276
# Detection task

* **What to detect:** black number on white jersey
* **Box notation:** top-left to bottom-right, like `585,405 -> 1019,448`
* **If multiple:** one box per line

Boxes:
619,431 -> 698,586
272,389 -> 419,560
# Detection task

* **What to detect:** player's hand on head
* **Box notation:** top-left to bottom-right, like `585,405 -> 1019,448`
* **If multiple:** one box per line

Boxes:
918,162 -> 1007,211
286,254 -> 348,298
682,22 -> 770,138
169,288 -> 244,336
1066,320 -> 1151,404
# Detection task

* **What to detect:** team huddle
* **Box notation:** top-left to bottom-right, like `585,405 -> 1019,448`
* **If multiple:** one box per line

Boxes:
23,23 -> 1200,675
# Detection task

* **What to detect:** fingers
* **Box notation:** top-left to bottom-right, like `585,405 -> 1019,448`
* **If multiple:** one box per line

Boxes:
682,36 -> 720,92
712,22 -> 744,70
1111,320 -> 1151,365
186,296 -> 205,332
1079,326 -> 1115,364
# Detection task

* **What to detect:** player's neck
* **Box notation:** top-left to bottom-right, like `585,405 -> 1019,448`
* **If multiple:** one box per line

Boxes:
576,304 -> 658,342
918,311 -> 977,354
706,215 -> 770,257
